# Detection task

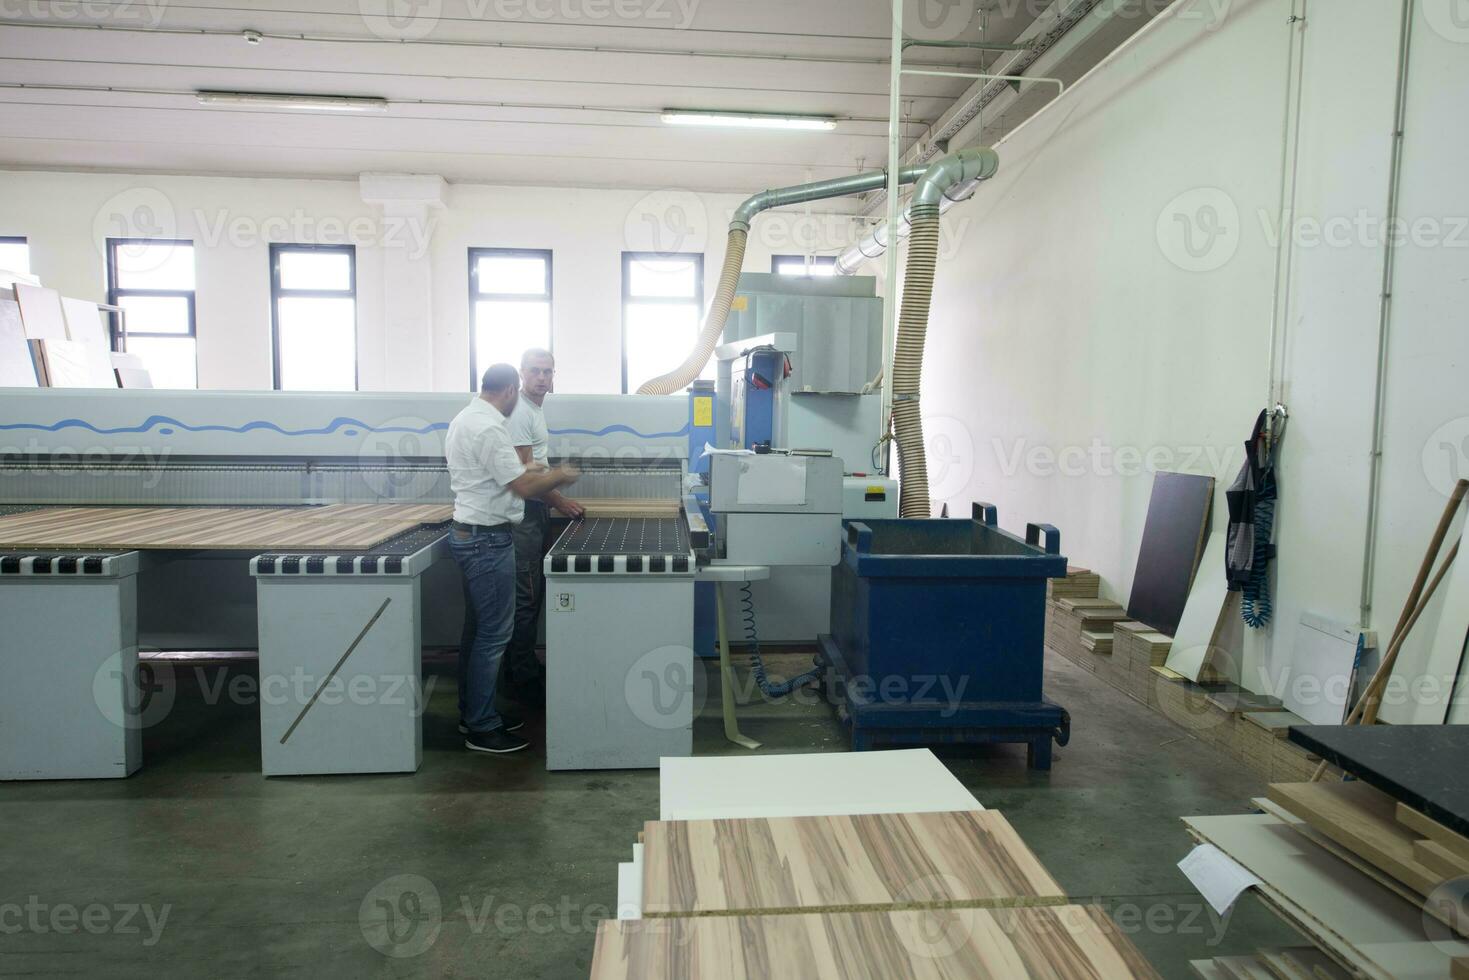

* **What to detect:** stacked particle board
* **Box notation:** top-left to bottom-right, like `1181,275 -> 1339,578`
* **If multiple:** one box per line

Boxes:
1232,710 -> 1297,779
598,806 -> 1163,979
1049,596 -> 1128,673
1111,621 -> 1172,704
1185,813 -> 1469,980
1044,567 -> 1315,779
1266,780 -> 1469,938
640,810 -> 1067,918
1189,947 -> 1350,979
593,905 -> 1160,979
1048,564 -> 1100,600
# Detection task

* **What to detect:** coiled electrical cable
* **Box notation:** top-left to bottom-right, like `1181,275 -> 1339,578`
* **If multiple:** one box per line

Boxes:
741,581 -> 820,698
1241,478 -> 1278,628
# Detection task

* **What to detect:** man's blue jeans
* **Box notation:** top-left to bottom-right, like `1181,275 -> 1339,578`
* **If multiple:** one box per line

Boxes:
451,524 -> 515,735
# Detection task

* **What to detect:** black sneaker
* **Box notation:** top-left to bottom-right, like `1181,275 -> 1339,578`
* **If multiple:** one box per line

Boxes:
465,728 -> 530,754
459,716 -> 524,735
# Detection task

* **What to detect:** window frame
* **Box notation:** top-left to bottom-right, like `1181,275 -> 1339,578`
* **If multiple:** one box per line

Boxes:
105,237 -> 198,383
467,246 -> 553,392
269,242 -> 358,392
620,250 -> 705,395
771,254 -> 837,276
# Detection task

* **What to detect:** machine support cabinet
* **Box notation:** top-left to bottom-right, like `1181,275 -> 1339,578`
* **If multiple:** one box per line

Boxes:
0,551 -> 145,779
249,535 -> 445,776
819,503 -> 1071,769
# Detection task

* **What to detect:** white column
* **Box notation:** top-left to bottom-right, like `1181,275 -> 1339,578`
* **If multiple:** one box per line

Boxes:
359,173 -> 445,392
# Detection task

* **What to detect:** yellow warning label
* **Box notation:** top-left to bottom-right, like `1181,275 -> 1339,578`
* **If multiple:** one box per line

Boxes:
866,485 -> 886,496
693,396 -> 714,427
731,296 -> 749,311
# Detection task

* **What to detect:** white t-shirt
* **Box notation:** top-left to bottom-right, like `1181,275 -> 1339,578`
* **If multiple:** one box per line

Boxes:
445,397 -> 528,526
506,393 -> 549,465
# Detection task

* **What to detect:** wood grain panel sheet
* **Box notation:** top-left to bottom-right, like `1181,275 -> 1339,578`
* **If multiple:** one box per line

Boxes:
641,810 -> 1066,918
590,905 -> 1159,979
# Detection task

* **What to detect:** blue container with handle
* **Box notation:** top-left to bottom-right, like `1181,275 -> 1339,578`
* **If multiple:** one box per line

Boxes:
818,502 -> 1072,768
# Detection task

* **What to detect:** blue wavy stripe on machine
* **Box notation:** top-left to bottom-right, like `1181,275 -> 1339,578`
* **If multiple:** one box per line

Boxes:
549,423 -> 692,438
0,416 -> 692,439
0,415 -> 448,436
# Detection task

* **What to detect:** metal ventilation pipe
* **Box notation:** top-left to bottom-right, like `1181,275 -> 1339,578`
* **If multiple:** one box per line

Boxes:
888,147 -> 999,517
833,175 -> 984,276
634,166 -> 927,395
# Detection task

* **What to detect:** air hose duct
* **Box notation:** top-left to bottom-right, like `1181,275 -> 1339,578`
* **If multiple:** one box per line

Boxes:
891,147 -> 999,517
635,166 -> 926,395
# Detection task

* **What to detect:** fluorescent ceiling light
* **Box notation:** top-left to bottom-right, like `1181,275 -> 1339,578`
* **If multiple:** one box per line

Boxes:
196,91 -> 388,113
661,110 -> 835,131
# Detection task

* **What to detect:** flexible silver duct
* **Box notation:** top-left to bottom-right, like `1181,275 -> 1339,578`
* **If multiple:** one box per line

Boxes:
889,147 -> 999,517
634,166 -> 926,395
834,175 -> 984,276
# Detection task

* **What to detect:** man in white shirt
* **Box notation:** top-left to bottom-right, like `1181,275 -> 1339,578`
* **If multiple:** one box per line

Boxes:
446,363 -> 579,754
503,348 -> 583,707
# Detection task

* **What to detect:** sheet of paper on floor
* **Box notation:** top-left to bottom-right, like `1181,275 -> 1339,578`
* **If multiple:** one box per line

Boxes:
1177,842 -> 1262,915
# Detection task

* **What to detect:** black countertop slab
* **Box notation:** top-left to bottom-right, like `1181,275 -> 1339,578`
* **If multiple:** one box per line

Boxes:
1288,724 -> 1469,836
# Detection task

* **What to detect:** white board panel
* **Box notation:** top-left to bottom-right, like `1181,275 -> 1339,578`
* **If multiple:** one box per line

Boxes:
658,749 -> 981,821
1283,613 -> 1359,726
1165,531 -> 1230,681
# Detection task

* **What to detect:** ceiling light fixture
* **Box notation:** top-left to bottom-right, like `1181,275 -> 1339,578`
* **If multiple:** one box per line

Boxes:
660,110 -> 836,131
196,91 -> 388,113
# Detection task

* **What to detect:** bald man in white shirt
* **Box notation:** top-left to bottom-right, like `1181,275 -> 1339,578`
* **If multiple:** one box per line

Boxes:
446,363 -> 579,755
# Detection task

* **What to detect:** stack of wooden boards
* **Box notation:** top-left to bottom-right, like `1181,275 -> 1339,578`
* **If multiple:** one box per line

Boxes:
1183,810 -> 1469,979
1263,779 -> 1469,939
1045,564 -> 1329,781
1189,945 -> 1352,979
573,497 -> 680,519
1045,471 -> 1226,679
2,284 -> 145,389
0,503 -> 453,551
592,808 -> 1160,978
1185,725 -> 1469,978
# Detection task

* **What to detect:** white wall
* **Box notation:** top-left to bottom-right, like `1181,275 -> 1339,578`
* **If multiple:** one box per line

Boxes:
878,0 -> 1469,718
0,172 -> 867,393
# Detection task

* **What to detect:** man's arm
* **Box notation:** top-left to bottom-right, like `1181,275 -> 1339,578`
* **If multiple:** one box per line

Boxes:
544,488 -> 585,519
507,463 -> 579,500
514,444 -> 584,517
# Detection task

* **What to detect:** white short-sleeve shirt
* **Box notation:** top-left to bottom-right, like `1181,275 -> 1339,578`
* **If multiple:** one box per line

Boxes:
445,397 -> 528,526
506,394 -> 549,465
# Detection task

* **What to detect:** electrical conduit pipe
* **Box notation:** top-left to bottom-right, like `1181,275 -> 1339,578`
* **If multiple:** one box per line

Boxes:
891,146 -> 999,517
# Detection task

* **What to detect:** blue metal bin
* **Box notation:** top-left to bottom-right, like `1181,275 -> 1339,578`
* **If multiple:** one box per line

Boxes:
818,502 -> 1071,768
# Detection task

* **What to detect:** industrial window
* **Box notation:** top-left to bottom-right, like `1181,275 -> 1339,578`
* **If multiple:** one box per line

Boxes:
772,254 -> 837,277
270,243 -> 357,391
0,236 -> 30,279
106,238 -> 198,389
621,252 -> 705,394
468,248 -> 552,390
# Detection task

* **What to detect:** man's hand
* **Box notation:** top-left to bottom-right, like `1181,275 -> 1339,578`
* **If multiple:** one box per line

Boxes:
555,462 -> 581,486
553,495 -> 586,520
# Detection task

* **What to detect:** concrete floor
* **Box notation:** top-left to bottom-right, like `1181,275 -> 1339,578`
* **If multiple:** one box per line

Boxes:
0,649 -> 1299,978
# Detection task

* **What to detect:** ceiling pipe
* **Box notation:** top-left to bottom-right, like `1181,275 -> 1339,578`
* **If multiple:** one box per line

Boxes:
730,165 -> 928,230
834,177 -> 981,276
634,165 -> 927,395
